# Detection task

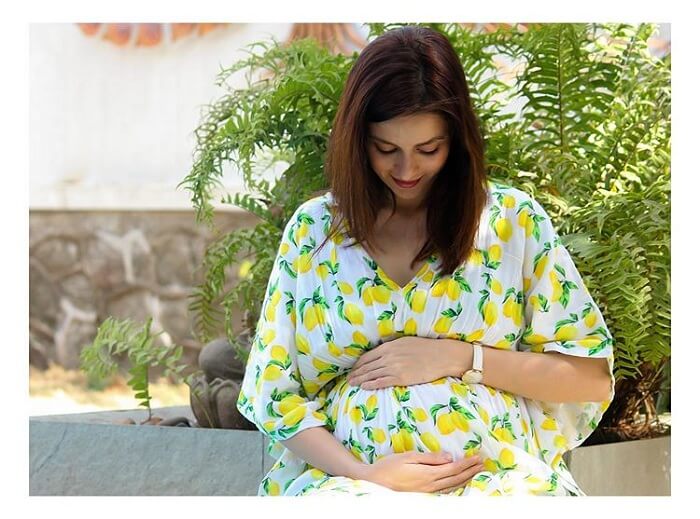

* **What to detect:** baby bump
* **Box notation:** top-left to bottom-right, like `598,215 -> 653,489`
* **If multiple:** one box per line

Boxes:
324,374 -> 534,470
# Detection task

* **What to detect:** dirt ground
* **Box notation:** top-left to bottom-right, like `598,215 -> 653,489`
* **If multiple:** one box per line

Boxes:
29,363 -> 191,416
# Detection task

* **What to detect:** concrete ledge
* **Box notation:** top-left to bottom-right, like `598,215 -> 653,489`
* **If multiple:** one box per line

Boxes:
30,406 -> 274,495
568,434 -> 671,496
31,406 -> 671,496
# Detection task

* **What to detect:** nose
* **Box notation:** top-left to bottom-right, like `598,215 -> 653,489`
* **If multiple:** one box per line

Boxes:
394,156 -> 419,180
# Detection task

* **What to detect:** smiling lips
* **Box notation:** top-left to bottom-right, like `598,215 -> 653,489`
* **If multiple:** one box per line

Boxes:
393,176 -> 422,188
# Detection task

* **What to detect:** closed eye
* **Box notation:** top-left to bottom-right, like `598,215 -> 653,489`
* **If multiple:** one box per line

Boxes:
376,147 -> 439,155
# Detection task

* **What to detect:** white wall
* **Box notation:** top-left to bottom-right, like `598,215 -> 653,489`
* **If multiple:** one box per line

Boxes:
29,23 -> 306,210
29,23 -> 668,211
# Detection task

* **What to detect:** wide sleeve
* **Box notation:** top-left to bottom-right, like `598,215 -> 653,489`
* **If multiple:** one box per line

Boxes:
235,205 -> 330,442
517,194 -> 615,453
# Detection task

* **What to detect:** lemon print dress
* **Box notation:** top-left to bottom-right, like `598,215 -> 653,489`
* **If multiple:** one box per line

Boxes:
236,180 -> 615,496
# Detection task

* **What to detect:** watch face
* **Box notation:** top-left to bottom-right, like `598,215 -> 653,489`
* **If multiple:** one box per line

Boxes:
463,371 -> 482,383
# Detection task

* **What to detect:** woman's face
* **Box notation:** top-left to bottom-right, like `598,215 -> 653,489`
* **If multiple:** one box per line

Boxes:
367,111 -> 450,211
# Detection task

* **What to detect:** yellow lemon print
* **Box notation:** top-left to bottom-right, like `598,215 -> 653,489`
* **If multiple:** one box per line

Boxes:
541,417 -> 558,431
303,305 -> 319,331
366,394 -> 378,411
502,194 -> 516,208
450,382 -> 469,397
370,285 -> 392,304
280,242 -> 290,255
446,279 -> 461,300
282,406 -> 306,426
400,430 -> 415,451
270,345 -> 288,363
361,286 -> 374,306
296,333 -> 311,354
404,318 -> 418,335
338,281 -> 354,295
263,365 -> 283,381
494,338 -> 510,349
391,431 -> 405,453
437,413 -> 456,435
584,312 -> 597,328
327,341 -> 343,357
554,325 -> 577,342
434,316 -> 452,334
373,428 -> 387,443
488,244 -> 502,261
413,408 -> 428,422
343,302 -> 365,325
279,395 -> 305,414
465,329 -> 485,342
317,264 -> 331,280
450,411 -> 470,432
534,256 -> 548,279
578,337 -> 603,348
483,458 -> 499,473
483,301 -> 498,326
518,210 -> 529,228
553,435 -> 568,449
378,318 -> 394,337
493,427 -> 515,444
420,432 -> 441,452
310,468 -> 325,479
430,278 -> 449,297
495,218 -> 513,242
498,448 -> 516,469
267,480 -> 281,495
294,253 -> 313,274
411,290 -> 428,312
549,270 -> 563,302
477,406 -> 490,424
349,407 -> 363,425
468,249 -> 482,265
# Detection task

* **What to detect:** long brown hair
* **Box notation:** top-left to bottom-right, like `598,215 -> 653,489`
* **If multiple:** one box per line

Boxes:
314,25 -> 489,278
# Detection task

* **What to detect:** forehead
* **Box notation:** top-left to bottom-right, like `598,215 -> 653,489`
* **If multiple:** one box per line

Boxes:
368,112 -> 448,144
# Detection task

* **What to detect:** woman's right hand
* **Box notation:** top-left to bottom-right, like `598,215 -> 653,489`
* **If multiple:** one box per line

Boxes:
359,451 -> 485,494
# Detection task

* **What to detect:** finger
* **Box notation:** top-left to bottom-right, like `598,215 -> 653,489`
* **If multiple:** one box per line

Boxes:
434,455 -> 482,478
360,375 -> 396,390
351,365 -> 390,385
350,355 -> 384,378
432,463 -> 485,493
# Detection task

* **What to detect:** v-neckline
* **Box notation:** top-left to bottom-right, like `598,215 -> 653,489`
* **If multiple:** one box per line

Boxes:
354,239 -> 437,293
326,192 -> 437,292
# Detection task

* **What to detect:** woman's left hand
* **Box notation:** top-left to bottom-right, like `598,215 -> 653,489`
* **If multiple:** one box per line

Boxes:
346,336 -> 464,389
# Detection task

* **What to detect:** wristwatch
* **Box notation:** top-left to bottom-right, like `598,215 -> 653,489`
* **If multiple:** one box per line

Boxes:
461,342 -> 484,384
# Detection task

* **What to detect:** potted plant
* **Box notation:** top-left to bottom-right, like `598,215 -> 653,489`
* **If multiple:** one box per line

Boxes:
30,22 -> 670,496
180,22 -> 671,495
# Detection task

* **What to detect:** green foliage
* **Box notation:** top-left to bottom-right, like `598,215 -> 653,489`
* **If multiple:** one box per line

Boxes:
180,23 -> 670,397
178,36 -> 355,358
79,317 -> 195,421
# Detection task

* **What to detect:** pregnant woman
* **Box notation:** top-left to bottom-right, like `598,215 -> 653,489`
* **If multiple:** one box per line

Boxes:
236,25 -> 615,496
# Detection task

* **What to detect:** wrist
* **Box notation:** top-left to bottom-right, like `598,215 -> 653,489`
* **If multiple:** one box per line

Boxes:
346,460 -> 372,480
442,339 -> 474,378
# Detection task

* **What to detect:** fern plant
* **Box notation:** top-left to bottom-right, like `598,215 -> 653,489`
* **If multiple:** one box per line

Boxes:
177,22 -> 669,443
79,317 -> 195,422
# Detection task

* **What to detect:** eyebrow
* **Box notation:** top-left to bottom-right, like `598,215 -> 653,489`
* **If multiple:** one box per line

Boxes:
370,135 -> 447,147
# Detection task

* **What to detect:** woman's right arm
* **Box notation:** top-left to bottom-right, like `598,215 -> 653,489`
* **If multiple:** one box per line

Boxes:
282,426 -> 485,493
280,427 -> 368,479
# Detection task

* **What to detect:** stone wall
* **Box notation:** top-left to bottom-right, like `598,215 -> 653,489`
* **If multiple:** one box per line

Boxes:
29,209 -> 258,373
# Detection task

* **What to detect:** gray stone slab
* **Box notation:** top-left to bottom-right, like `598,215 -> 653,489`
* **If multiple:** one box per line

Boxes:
30,406 -> 275,495
568,434 -> 671,496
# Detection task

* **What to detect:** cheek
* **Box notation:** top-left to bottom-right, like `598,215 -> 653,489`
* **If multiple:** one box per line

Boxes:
368,153 -> 392,174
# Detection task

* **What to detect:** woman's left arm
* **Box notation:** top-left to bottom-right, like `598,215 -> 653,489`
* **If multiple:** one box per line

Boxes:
439,339 -> 612,403
347,336 -> 611,403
